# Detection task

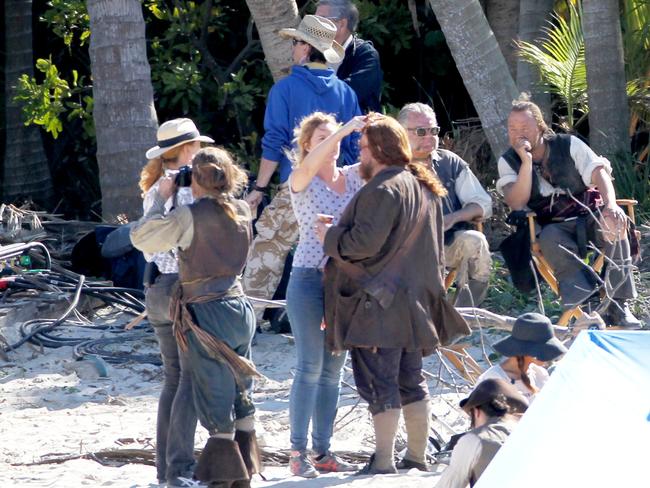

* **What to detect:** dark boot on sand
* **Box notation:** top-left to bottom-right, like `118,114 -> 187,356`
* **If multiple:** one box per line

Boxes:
194,437 -> 249,488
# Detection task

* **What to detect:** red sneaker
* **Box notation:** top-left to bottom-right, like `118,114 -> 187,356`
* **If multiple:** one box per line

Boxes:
313,452 -> 357,472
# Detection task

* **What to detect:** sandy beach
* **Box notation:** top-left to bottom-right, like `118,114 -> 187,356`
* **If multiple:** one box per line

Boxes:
0,302 -> 482,488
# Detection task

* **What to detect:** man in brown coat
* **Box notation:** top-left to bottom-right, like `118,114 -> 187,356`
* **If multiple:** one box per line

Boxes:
315,115 -> 470,474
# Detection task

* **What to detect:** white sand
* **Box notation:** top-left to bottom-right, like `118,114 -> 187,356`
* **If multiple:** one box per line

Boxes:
1,311 -> 485,487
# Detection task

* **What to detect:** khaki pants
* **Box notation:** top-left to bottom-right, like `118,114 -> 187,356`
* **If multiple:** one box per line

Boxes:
445,229 -> 492,285
242,185 -> 299,319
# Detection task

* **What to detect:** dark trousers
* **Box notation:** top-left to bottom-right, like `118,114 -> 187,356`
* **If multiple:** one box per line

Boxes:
184,296 -> 256,434
146,273 -> 197,482
350,347 -> 429,415
537,220 -> 636,308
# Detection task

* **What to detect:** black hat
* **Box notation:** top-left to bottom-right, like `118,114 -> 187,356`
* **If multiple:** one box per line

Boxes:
493,312 -> 568,361
460,378 -> 529,414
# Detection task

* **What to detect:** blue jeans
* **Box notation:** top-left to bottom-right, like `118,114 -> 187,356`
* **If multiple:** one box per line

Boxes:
286,267 -> 346,454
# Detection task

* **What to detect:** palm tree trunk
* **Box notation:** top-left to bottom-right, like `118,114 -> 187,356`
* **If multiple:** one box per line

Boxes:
4,0 -> 54,208
583,0 -> 630,156
244,0 -> 299,81
484,0 -> 519,79
87,0 -> 158,222
517,0 -> 554,118
428,0 -> 519,158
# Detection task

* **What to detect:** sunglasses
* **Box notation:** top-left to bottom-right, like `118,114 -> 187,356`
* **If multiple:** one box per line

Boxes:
292,39 -> 306,46
407,127 -> 441,137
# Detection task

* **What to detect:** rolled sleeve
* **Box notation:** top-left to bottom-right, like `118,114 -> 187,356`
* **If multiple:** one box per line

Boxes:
496,157 -> 518,195
455,167 -> 493,218
569,136 -> 612,187
131,205 -> 194,255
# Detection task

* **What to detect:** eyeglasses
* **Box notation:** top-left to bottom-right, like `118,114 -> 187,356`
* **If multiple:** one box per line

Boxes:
407,127 -> 440,137
292,39 -> 306,46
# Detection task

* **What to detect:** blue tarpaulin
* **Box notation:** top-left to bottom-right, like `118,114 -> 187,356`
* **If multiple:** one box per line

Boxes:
476,330 -> 650,488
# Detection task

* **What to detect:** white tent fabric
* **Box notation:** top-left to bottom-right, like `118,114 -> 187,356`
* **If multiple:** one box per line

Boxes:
476,330 -> 650,488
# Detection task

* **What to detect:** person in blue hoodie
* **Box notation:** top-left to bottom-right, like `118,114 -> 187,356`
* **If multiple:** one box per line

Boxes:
243,14 -> 361,323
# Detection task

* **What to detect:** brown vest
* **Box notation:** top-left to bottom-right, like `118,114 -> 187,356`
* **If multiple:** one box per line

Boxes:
469,417 -> 516,486
178,197 -> 252,299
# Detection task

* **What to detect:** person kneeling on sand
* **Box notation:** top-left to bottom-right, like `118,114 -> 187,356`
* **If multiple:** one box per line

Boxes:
131,147 -> 261,488
435,378 -> 529,488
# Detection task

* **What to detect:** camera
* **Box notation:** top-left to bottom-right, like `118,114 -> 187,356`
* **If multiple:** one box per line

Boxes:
174,165 -> 192,187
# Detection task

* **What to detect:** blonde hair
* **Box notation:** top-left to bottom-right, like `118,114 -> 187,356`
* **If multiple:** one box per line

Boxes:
363,113 -> 447,197
139,144 -> 186,194
291,112 -> 340,167
192,147 -> 248,222
511,93 -> 554,139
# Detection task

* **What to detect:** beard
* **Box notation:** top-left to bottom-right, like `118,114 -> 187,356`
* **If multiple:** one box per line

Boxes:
359,159 -> 374,181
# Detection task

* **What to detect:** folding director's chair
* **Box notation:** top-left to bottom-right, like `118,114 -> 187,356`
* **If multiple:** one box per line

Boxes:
527,199 -> 638,326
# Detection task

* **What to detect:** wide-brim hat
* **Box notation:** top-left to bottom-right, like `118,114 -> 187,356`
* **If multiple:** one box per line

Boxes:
460,378 -> 529,415
278,15 -> 344,64
146,118 -> 214,160
493,312 -> 568,361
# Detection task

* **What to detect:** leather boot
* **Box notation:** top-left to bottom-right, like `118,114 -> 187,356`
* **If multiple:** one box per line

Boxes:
194,437 -> 249,487
234,430 -> 262,478
454,280 -> 489,307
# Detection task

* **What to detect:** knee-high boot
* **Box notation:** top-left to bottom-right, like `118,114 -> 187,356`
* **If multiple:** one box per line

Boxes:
194,437 -> 249,487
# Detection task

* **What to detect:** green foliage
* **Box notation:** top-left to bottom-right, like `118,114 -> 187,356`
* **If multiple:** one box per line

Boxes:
13,57 -> 94,140
14,58 -> 68,138
517,2 -> 587,129
356,0 -> 414,55
41,0 -> 90,48
483,259 -> 563,322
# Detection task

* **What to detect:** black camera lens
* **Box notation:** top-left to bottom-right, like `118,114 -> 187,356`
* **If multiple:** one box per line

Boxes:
175,166 -> 192,187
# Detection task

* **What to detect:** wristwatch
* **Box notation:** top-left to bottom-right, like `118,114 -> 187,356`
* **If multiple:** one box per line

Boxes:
253,184 -> 268,193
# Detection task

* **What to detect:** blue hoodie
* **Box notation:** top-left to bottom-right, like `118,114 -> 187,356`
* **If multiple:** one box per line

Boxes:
261,65 -> 361,183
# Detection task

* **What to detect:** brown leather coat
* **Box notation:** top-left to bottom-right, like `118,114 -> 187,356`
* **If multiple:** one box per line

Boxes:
323,166 -> 470,353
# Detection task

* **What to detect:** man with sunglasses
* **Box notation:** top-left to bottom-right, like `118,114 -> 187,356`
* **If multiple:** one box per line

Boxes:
315,0 -> 382,113
398,103 -> 493,307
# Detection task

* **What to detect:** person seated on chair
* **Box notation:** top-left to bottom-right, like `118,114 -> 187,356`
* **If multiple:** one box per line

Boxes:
498,94 -> 641,329
398,102 -> 492,307
436,378 -> 529,488
477,312 -> 567,402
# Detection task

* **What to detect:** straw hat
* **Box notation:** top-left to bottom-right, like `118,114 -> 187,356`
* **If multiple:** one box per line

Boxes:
279,15 -> 345,64
459,378 -> 529,415
146,118 -> 214,160
493,312 -> 568,361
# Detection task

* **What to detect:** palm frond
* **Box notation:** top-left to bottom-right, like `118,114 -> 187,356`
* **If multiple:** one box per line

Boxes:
516,3 -> 587,128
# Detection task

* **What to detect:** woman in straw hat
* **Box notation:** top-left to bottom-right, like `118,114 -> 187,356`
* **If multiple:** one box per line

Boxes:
243,15 -> 360,322
477,312 -> 568,401
140,119 -> 215,485
132,147 -> 261,488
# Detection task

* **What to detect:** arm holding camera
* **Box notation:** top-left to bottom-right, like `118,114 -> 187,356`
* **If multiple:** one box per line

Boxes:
131,194 -> 194,255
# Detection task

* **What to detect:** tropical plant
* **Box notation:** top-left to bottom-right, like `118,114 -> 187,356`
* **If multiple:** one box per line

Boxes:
517,1 -> 650,137
14,58 -> 93,139
516,2 -> 587,130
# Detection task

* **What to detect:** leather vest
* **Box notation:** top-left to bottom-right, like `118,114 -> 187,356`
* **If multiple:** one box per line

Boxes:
178,198 -> 252,299
469,418 -> 515,486
432,149 -> 472,244
501,134 -> 587,213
